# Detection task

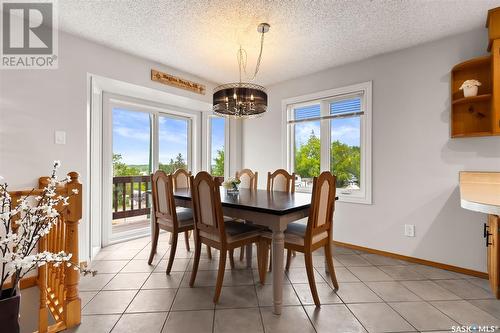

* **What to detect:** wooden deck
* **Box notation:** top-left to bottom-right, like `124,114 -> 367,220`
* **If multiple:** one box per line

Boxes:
112,215 -> 150,233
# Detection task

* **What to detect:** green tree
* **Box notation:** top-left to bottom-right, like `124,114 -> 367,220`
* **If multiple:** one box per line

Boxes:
159,153 -> 187,174
294,131 -> 320,178
211,149 -> 224,176
293,132 -> 361,188
330,141 -> 360,188
113,153 -> 141,176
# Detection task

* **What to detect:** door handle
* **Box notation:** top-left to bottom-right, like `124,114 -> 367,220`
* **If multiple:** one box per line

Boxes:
486,233 -> 493,247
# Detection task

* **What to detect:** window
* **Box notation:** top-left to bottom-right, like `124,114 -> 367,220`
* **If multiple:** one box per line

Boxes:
158,115 -> 191,173
286,82 -> 372,204
209,116 -> 226,176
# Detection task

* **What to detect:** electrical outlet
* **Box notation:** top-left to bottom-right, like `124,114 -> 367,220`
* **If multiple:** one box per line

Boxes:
55,131 -> 66,145
404,224 -> 415,237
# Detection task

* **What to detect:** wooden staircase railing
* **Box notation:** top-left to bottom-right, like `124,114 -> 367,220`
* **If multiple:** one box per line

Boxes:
9,172 -> 82,333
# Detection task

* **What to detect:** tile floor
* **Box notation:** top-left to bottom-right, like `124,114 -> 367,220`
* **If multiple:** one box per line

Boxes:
66,233 -> 500,333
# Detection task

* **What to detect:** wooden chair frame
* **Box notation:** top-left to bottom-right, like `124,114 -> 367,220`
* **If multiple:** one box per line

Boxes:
236,169 -> 258,190
189,172 -> 262,302
234,169 -> 259,261
259,172 -> 339,306
267,169 -> 296,193
149,170 -> 194,274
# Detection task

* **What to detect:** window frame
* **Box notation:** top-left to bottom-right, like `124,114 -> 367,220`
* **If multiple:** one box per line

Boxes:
283,81 -> 372,204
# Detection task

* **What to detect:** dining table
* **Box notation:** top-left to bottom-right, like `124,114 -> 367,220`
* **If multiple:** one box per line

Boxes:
172,187 -> 313,315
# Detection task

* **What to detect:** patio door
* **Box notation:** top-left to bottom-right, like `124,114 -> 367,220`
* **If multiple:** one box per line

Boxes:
102,94 -> 194,245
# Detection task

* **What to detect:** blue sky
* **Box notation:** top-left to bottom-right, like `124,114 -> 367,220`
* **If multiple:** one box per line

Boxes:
294,116 -> 361,147
210,117 -> 225,165
113,108 -> 188,165
113,108 -> 225,166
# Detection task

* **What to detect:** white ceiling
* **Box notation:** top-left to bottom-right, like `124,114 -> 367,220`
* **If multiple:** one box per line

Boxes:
59,0 -> 500,86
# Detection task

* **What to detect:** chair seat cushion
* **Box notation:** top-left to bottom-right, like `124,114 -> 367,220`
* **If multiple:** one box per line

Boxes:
158,207 -> 194,228
199,220 -> 261,244
176,207 -> 193,221
262,218 -> 328,246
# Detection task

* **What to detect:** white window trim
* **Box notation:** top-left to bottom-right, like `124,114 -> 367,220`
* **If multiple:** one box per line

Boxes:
205,114 -> 230,178
282,81 -> 372,204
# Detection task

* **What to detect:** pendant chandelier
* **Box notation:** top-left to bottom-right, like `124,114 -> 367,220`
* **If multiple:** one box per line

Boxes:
213,23 -> 270,119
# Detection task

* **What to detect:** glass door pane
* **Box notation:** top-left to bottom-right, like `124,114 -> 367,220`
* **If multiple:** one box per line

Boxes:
112,108 -> 152,237
158,115 -> 190,173
210,117 -> 225,176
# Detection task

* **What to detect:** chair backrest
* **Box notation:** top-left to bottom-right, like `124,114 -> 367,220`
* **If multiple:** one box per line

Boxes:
267,169 -> 295,193
236,169 -> 258,190
151,170 -> 178,227
305,171 -> 337,245
190,171 -> 226,243
172,168 -> 191,190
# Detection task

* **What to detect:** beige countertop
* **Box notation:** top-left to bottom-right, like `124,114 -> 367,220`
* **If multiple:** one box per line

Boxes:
460,171 -> 500,216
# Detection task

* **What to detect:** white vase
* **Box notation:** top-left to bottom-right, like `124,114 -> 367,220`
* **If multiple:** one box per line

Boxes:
463,86 -> 478,98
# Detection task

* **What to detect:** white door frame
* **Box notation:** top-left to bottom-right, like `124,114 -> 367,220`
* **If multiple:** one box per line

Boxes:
88,74 -> 211,257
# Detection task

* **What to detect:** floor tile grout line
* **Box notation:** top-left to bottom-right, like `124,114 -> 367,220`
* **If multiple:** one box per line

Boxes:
83,239 -> 497,333
106,242 -> 161,332
250,260 -> 267,333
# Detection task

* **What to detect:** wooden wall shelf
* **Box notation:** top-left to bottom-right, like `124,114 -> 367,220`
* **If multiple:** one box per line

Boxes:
452,94 -> 491,105
451,7 -> 500,138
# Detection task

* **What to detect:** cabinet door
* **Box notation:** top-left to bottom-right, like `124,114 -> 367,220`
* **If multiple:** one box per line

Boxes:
487,214 -> 499,298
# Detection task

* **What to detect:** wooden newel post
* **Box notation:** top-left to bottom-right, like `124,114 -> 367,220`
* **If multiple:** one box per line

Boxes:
64,172 -> 82,328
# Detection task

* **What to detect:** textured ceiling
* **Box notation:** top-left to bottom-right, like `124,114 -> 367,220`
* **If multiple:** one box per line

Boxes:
59,0 -> 500,86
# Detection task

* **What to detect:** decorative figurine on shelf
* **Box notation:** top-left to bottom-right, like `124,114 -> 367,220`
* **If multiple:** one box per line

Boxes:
459,79 -> 482,97
222,177 -> 241,194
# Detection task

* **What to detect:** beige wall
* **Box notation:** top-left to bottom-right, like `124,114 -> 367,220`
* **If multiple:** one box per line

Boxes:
0,31 -> 219,260
242,28 -> 500,272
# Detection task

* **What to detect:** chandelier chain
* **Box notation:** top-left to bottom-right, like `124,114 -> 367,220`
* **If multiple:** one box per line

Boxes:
237,29 -> 266,82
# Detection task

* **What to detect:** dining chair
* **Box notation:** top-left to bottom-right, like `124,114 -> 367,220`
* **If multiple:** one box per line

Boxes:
267,169 -> 295,193
233,169 -> 259,261
259,171 -> 339,306
265,169 -> 296,270
172,168 -> 193,251
172,168 -> 212,259
148,170 -> 195,274
189,171 -> 263,303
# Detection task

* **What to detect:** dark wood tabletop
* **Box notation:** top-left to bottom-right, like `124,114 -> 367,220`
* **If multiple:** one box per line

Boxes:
173,187 -> 312,216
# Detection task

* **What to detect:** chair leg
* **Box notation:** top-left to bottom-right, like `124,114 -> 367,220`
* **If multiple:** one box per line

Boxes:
285,249 -> 292,271
239,246 -> 245,261
214,248 -> 227,303
324,243 -> 339,290
206,245 -> 212,260
148,224 -> 159,265
189,238 -> 202,287
166,233 -> 178,275
229,249 -> 235,269
304,252 -> 320,306
259,239 -> 269,284
184,231 -> 191,251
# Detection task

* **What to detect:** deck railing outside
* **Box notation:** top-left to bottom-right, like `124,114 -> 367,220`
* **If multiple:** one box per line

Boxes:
112,175 -> 151,220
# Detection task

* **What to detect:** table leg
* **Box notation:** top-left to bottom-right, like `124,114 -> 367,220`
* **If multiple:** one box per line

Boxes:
246,243 -> 253,268
272,230 -> 285,315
